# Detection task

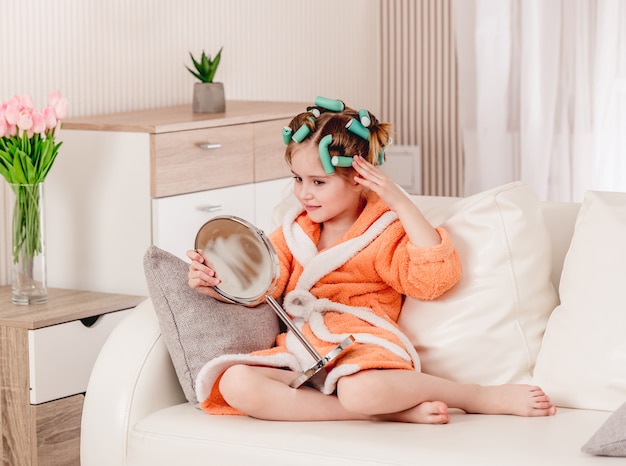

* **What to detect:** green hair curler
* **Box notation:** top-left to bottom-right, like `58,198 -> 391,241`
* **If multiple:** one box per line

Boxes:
346,118 -> 370,140
292,123 -> 311,143
314,96 -> 345,112
318,134 -> 335,174
377,137 -> 392,165
331,155 -> 354,168
282,127 -> 293,145
358,109 -> 371,127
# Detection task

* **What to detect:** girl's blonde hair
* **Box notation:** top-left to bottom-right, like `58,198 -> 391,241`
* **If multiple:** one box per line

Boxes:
284,103 -> 393,181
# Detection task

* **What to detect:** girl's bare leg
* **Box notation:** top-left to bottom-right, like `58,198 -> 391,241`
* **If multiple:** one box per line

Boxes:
337,369 -> 557,419
219,365 -> 363,421
220,365 -> 555,424
219,365 -> 449,424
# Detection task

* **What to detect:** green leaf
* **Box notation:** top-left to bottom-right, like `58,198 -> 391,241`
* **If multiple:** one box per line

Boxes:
0,163 -> 11,183
19,150 -> 37,183
200,51 -> 210,74
189,51 -> 202,71
207,47 -> 222,83
184,66 -> 202,82
186,47 -> 222,83
11,154 -> 28,184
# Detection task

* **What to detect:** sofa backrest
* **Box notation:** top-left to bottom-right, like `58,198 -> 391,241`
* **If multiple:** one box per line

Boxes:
275,189 -> 581,293
540,202 -> 580,290
410,195 -> 580,292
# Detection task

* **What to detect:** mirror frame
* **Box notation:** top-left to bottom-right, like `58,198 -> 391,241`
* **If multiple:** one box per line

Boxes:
194,215 -> 280,306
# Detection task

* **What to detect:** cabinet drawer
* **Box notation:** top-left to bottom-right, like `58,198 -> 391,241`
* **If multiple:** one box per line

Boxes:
152,124 -> 255,198
34,394 -> 83,466
253,118 -> 293,182
28,308 -> 133,404
254,177 -> 294,234
152,183 -> 256,261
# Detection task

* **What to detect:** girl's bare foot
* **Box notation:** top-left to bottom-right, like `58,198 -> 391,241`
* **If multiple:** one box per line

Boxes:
408,401 -> 450,424
380,400 -> 450,424
468,384 -> 557,417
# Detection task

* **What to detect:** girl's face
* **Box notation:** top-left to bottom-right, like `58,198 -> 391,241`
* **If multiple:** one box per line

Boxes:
290,142 -> 364,227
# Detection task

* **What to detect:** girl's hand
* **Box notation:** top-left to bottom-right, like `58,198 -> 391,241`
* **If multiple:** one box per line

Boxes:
186,249 -> 223,299
352,156 -> 441,247
352,155 -> 412,212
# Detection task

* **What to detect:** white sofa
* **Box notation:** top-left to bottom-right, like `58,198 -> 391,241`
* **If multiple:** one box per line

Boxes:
80,182 -> 626,465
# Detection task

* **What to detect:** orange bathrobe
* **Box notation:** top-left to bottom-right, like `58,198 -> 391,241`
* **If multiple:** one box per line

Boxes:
196,192 -> 461,415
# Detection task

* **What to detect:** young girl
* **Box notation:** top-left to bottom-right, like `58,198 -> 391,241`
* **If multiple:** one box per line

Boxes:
187,97 -> 556,424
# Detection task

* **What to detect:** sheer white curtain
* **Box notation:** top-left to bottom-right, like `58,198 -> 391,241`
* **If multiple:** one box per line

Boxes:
454,0 -> 626,202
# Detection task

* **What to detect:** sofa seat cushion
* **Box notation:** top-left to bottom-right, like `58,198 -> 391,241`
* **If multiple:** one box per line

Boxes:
127,405 -> 612,466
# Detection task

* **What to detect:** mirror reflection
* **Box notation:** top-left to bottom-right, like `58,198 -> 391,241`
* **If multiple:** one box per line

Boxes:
194,216 -> 279,305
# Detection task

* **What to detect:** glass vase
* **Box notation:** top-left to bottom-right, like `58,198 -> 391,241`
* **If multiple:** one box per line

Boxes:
10,183 -> 47,305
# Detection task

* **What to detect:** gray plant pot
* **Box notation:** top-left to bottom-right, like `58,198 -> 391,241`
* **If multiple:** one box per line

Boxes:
192,82 -> 226,113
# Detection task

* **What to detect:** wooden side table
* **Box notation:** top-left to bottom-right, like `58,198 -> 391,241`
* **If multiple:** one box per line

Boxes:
0,287 -> 145,466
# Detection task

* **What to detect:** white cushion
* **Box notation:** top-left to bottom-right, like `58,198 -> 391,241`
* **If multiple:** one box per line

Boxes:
399,181 -> 558,385
532,190 -> 626,411
127,404 -> 612,466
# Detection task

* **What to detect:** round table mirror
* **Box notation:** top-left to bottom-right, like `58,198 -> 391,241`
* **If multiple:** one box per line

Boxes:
194,215 -> 355,388
195,215 -> 279,306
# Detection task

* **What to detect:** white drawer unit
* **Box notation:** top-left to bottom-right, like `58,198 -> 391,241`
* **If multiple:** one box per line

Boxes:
152,184 -> 256,261
49,101 -> 303,296
28,308 -> 132,404
153,177 -> 295,260
254,177 -> 294,234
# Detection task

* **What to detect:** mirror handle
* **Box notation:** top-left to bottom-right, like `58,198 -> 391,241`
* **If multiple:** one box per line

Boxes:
266,295 -> 322,361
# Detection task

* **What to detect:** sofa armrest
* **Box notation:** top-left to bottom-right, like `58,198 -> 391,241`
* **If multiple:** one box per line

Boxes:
81,298 -> 186,466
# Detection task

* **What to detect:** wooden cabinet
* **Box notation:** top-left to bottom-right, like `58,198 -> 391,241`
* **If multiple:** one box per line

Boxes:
0,287 -> 144,466
152,177 -> 294,261
151,123 -> 255,197
152,183 -> 256,262
46,101 -> 305,296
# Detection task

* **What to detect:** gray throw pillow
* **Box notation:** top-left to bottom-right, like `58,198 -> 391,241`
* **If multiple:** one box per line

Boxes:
143,245 -> 280,407
581,402 -> 626,457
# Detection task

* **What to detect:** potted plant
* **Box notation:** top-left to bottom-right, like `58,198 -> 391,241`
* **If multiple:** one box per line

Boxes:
186,47 -> 225,113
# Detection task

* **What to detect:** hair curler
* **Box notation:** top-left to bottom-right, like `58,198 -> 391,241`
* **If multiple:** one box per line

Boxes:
331,155 -> 354,168
314,96 -> 345,112
358,109 -> 371,127
346,118 -> 370,140
292,123 -> 311,143
282,127 -> 293,145
318,134 -> 335,174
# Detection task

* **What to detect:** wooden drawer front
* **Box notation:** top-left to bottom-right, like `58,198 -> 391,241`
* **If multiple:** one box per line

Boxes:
253,118 -> 293,182
152,124 -> 255,198
34,394 -> 83,466
28,309 -> 132,404
152,183 -> 256,261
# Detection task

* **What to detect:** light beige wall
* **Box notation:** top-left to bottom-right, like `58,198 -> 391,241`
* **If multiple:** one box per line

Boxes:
0,0 -> 381,285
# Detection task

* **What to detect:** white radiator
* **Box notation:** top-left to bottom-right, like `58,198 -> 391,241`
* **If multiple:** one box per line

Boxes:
380,0 -> 463,196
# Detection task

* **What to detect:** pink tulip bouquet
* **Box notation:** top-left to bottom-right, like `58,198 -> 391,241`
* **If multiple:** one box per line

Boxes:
0,92 -> 68,265
0,92 -> 68,184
